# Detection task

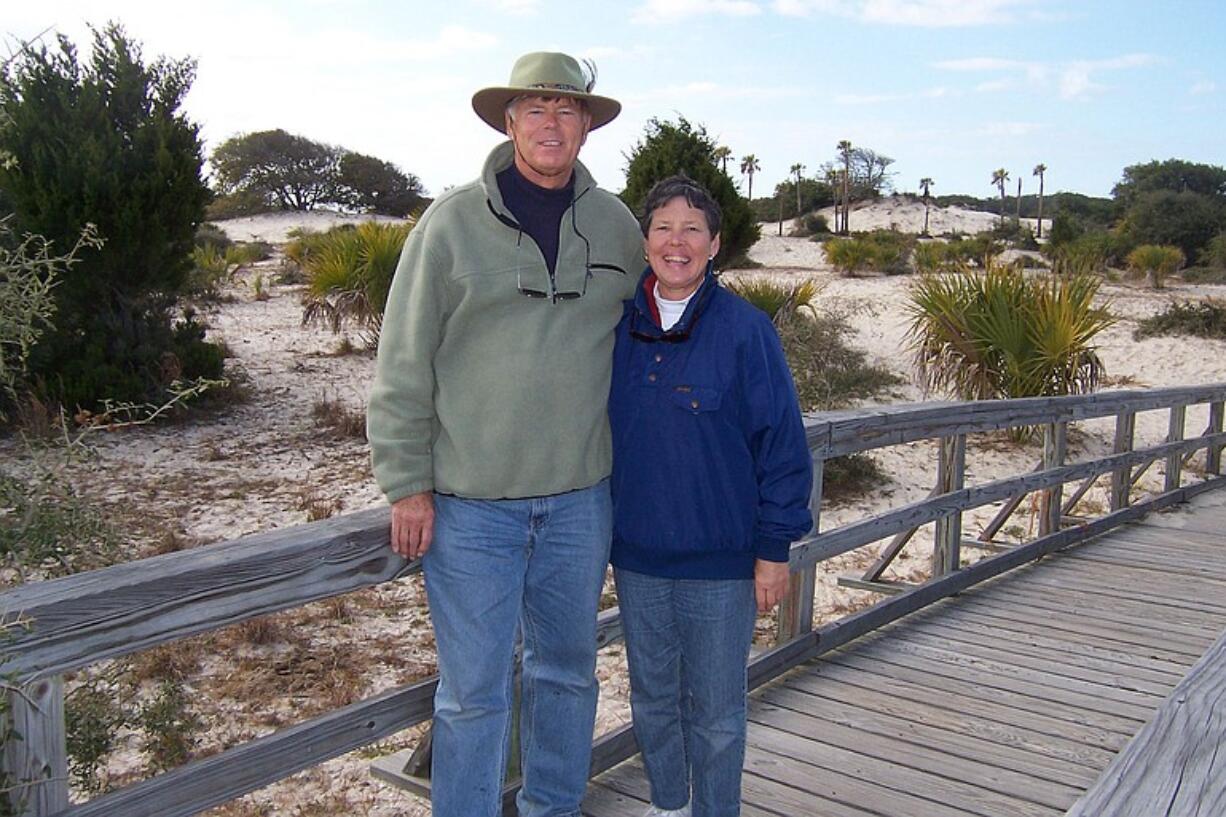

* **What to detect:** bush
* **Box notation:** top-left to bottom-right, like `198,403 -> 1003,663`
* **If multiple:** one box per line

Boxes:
204,189 -> 273,221
139,680 -> 203,772
1118,190 -> 1226,263
723,277 -> 821,320
300,221 -> 413,346
1134,299 -> 1226,340
1199,234 -> 1226,268
0,24 -> 216,411
620,117 -> 759,270
1126,244 -> 1185,289
1181,266 -> 1226,284
790,212 -> 830,238
906,262 -> 1116,401
1044,230 -> 1122,273
912,242 -> 955,275
825,231 -> 915,276
194,223 -> 232,254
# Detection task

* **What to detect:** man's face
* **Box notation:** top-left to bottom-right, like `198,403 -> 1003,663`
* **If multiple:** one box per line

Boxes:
505,96 -> 591,190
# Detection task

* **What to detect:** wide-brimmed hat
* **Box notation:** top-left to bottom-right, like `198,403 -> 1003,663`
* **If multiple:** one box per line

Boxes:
472,52 -> 621,134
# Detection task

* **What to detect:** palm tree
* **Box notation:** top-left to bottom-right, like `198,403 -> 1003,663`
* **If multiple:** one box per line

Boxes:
714,145 -> 732,176
1015,176 -> 1023,223
838,140 -> 853,234
825,168 -> 841,234
790,162 -> 806,216
1033,163 -> 1047,238
740,154 -> 760,201
991,168 -> 1010,224
919,177 -> 934,236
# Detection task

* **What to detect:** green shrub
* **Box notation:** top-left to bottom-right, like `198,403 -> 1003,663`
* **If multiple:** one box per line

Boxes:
1198,234 -> 1226,269
66,678 -> 128,793
723,277 -> 821,321
1126,244 -> 1185,289
203,189 -> 272,221
138,680 -> 203,773
193,223 -> 232,254
791,212 -> 830,238
906,262 -> 1116,402
1181,266 -> 1226,284
0,24 -> 215,411
912,242 -> 954,275
300,221 -> 413,346
824,231 -> 915,276
1134,299 -> 1226,340
945,233 -> 1002,268
824,238 -> 876,276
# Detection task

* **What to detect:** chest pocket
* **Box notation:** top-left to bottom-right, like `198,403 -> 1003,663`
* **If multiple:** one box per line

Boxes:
669,386 -> 721,415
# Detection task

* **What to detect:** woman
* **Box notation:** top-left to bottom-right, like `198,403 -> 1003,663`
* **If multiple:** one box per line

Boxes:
609,176 -> 813,817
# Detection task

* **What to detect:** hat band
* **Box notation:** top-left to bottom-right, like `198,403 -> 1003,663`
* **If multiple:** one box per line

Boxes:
528,82 -> 585,93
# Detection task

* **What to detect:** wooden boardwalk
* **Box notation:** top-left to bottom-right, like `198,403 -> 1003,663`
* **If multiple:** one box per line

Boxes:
584,492 -> 1226,817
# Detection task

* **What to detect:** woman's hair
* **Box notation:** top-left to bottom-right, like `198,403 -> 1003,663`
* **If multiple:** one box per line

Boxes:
640,175 -> 722,237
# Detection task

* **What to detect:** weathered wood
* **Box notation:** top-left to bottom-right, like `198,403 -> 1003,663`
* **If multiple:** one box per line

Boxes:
1165,403 -> 1187,492
1040,422 -> 1067,536
0,507 -> 405,681
1209,401 -> 1225,474
778,457 -> 822,641
1065,627 -> 1226,817
959,538 -> 1013,553
3,677 -> 67,817
1110,411 -> 1135,511
806,384 -> 1226,459
933,434 -> 966,577
59,674 -> 436,817
790,434 -> 1226,571
836,574 -> 907,594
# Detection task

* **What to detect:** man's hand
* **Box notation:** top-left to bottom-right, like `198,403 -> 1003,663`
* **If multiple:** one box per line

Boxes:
390,491 -> 435,560
754,558 -> 790,613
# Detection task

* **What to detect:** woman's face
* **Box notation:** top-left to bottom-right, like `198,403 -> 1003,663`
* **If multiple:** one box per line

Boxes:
644,196 -> 721,300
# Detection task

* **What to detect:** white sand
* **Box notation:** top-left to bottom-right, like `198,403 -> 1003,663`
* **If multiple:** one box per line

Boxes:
3,199 -> 1223,815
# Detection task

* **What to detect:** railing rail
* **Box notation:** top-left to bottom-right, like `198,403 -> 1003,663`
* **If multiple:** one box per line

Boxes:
3,383 -> 1224,816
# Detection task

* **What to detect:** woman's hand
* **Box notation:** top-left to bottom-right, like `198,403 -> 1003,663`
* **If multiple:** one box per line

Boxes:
754,558 -> 790,613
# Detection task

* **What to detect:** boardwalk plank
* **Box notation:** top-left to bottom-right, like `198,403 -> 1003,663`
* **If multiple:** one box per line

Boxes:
842,632 -> 1162,709
971,579 -> 1226,632
773,677 -> 1114,768
785,666 -> 1127,752
746,698 -> 1083,811
823,650 -> 1142,734
897,608 -> 1194,682
1066,629 -> 1226,816
826,644 -> 1154,723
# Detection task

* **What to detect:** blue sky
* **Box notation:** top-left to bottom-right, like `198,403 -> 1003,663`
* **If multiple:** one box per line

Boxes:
6,0 -> 1224,202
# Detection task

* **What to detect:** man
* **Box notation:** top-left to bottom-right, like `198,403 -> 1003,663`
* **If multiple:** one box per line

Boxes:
368,52 -> 642,817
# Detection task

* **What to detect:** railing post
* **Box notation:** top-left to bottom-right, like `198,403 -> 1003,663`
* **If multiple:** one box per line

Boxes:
1209,401 -> 1225,475
778,457 -> 823,642
1110,411 -> 1135,511
933,434 -> 966,577
1040,422 -> 1066,536
3,676 -> 68,816
1165,404 -> 1187,492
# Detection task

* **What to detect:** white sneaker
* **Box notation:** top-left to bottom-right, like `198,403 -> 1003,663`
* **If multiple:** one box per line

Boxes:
644,805 -> 691,817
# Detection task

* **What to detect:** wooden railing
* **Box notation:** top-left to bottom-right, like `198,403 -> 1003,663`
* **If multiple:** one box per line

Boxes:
2,384 -> 1224,816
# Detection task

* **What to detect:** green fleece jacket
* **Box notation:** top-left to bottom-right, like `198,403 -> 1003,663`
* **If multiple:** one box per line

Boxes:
368,141 -> 642,502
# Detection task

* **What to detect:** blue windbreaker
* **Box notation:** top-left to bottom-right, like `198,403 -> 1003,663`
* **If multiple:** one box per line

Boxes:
609,269 -> 814,580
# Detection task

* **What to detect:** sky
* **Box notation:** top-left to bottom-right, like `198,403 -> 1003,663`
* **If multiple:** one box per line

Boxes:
5,0 -> 1224,202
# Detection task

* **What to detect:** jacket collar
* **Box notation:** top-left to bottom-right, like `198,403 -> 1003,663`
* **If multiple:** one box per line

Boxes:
482,141 -> 596,224
629,267 -> 719,343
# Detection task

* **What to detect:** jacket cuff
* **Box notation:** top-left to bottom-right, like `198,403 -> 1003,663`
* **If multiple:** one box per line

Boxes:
385,480 -> 435,505
755,536 -> 792,563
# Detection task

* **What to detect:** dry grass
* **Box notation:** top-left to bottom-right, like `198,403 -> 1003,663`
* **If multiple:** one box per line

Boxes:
311,396 -> 366,440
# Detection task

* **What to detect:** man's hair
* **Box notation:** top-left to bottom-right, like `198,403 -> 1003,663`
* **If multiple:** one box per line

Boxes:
505,94 -> 590,123
640,175 -> 722,237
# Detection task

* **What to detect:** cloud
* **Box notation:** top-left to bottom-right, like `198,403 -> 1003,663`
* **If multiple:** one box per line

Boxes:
978,122 -> 1045,137
481,0 -> 540,13
835,86 -> 957,104
936,53 -> 1156,99
1189,80 -> 1217,96
773,0 -> 1042,26
630,0 -> 762,24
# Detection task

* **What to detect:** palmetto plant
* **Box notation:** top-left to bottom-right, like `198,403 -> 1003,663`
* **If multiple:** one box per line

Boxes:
724,276 -> 822,324
1126,244 -> 1185,289
838,140 -> 853,234
906,262 -> 1116,405
740,154 -> 760,200
714,145 -> 732,175
300,221 -> 413,347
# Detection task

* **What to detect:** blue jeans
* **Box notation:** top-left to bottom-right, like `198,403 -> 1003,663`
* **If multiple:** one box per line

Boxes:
614,568 -> 756,817
423,480 -> 612,817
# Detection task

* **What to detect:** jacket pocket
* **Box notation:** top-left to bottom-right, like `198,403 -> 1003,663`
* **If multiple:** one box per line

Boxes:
669,385 -> 721,414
